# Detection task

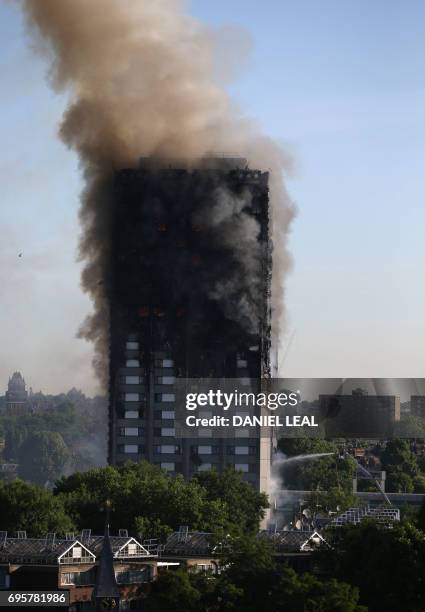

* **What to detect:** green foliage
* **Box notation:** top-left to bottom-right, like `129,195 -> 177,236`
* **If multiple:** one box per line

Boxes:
0,393 -> 107,482
416,496 -> 425,531
194,467 -> 268,533
277,437 -> 338,457
134,516 -> 173,542
0,480 -> 74,536
18,431 -> 70,485
3,423 -> 28,462
394,415 -> 425,438
310,486 -> 360,513
380,439 -> 420,493
145,534 -> 365,612
54,461 -> 267,536
319,521 -> 425,611
144,569 -> 202,612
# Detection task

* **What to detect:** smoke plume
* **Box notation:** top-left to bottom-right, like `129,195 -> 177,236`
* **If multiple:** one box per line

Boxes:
21,0 -> 295,386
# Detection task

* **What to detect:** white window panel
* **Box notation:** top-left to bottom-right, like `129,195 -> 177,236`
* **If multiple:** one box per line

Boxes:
161,462 -> 175,471
162,359 -> 174,367
126,359 -> 140,367
125,376 -> 140,384
235,463 -> 249,472
161,428 -> 175,437
239,378 -> 251,386
235,446 -> 249,455
162,411 -> 175,420
198,446 -> 212,455
161,376 -> 175,385
125,410 -> 138,419
198,428 -> 212,438
198,463 -> 212,471
125,393 -> 139,402
124,427 -> 138,436
161,445 -> 176,454
72,547 -> 82,558
237,359 -> 248,368
161,393 -> 175,402
235,428 -> 249,438
126,341 -> 139,350
124,444 -> 138,454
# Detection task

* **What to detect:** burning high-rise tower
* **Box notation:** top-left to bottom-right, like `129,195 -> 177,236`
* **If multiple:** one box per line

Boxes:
108,158 -> 272,490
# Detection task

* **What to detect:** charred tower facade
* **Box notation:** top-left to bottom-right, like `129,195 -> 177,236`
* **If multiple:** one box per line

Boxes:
108,158 -> 272,491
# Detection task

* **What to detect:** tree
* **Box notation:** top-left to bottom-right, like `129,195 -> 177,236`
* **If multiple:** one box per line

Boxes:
379,440 -> 421,493
18,431 -> 70,485
54,461 -> 251,536
144,569 -> 202,612
194,468 -> 268,533
278,438 -> 338,457
319,521 -> 425,611
0,480 -> 74,536
310,486 -> 359,513
145,535 -> 365,612
3,421 -> 28,461
381,439 -> 419,477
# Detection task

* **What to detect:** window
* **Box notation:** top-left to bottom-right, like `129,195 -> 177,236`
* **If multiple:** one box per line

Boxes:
127,542 -> 137,555
235,446 -> 249,455
198,446 -> 212,455
156,376 -> 175,385
126,341 -> 139,350
125,393 -> 139,402
156,358 -> 174,367
0,569 -> 9,588
156,445 -> 180,454
162,410 -> 175,420
198,428 -> 212,438
198,463 -> 212,472
237,359 -> 248,368
73,547 -> 82,558
126,359 -> 140,367
61,571 -> 93,586
116,568 -> 150,584
124,444 -> 138,454
235,463 -> 249,473
161,462 -> 175,471
125,376 -> 141,384
161,428 -> 175,437
235,428 -> 249,438
155,393 -> 175,402
125,410 -> 139,419
120,427 -> 139,437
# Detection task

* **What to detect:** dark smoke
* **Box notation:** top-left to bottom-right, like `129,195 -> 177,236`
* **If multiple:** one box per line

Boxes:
21,0 -> 295,387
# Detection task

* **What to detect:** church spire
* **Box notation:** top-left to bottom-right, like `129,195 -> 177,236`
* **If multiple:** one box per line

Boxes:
93,501 -> 120,610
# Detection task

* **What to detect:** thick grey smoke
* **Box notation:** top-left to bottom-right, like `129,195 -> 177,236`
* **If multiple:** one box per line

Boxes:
21,0 -> 295,386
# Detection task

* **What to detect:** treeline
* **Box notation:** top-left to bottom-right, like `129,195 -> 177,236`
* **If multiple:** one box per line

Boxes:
277,437 -> 425,502
2,461 -> 425,611
0,390 -> 107,483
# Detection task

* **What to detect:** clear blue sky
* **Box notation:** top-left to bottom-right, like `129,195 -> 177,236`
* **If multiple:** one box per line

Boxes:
1,0 -> 425,394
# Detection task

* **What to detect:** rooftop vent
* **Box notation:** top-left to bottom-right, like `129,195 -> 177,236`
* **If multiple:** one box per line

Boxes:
45,533 -> 56,549
17,531 -> 26,539
81,529 -> 91,542
118,529 -> 128,538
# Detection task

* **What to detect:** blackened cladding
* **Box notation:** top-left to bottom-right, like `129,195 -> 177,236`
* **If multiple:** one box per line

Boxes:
108,163 -> 271,463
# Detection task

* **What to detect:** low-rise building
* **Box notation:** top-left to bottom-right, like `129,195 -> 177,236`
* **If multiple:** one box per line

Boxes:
0,530 -> 161,611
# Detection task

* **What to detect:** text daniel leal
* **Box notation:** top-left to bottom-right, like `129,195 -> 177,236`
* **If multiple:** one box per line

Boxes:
186,414 -> 318,427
